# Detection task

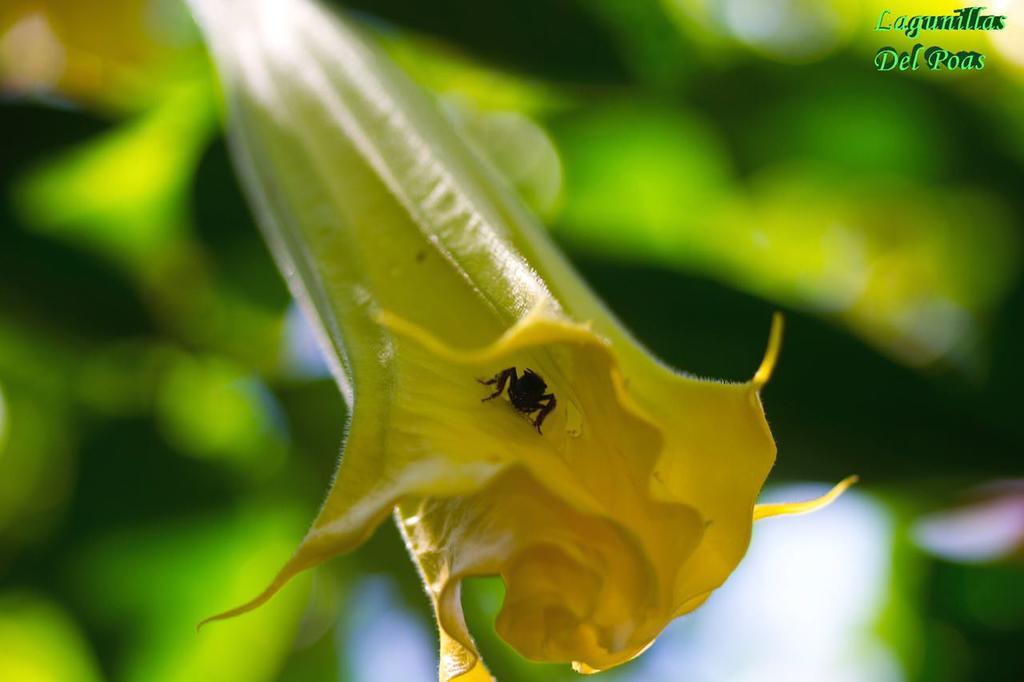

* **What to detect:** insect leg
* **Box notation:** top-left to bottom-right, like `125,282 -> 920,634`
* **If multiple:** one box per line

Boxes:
479,367 -> 516,401
533,393 -> 557,433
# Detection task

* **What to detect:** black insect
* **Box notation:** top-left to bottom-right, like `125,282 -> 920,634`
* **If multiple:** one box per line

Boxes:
478,367 -> 557,434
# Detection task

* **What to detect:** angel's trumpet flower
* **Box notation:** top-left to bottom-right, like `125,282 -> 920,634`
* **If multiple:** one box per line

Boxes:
189,0 -> 855,678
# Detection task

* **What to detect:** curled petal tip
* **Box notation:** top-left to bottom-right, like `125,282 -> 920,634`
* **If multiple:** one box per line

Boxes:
752,312 -> 784,390
194,567 -> 298,632
753,474 -> 859,521
194,607 -> 243,633
195,610 -> 227,633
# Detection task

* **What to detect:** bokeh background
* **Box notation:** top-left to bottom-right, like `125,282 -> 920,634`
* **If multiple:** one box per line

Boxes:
2,1 -> 1024,680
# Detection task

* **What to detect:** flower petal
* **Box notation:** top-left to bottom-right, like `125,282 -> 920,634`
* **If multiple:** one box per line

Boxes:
398,469 -> 664,678
630,317 -> 783,612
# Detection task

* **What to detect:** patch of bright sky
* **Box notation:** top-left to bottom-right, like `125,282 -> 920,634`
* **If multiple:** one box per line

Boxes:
341,576 -> 438,682
282,302 -> 332,380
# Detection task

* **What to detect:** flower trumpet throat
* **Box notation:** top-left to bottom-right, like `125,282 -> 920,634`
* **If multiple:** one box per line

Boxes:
189,0 -> 856,678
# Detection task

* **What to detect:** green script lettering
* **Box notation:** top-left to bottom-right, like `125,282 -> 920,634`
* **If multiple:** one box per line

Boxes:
875,47 -> 899,71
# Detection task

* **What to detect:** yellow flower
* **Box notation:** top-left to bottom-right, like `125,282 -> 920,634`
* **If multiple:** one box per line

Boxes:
189,0 -> 855,678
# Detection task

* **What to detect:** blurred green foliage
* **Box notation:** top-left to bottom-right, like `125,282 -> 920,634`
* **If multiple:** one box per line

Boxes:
1,0 -> 1023,680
